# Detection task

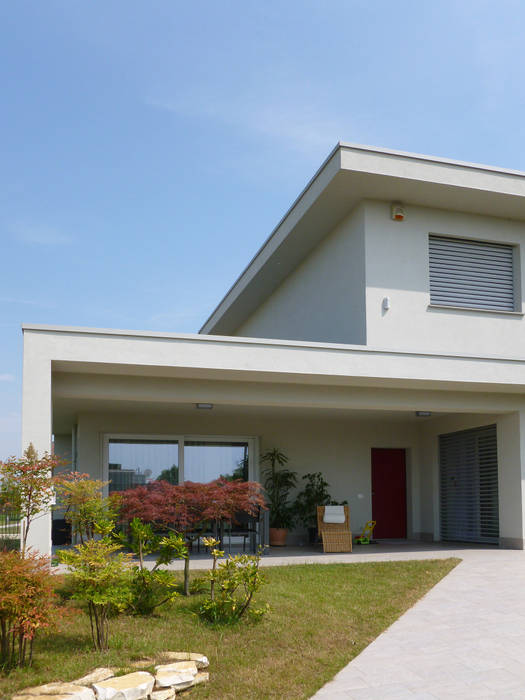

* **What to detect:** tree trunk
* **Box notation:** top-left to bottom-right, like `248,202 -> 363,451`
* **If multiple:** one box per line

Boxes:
184,556 -> 190,596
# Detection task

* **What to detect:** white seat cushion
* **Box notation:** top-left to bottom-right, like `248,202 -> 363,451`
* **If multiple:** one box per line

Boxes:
323,506 -> 346,524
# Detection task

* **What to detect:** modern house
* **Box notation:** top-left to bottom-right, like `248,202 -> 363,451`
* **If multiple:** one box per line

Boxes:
22,143 -> 525,556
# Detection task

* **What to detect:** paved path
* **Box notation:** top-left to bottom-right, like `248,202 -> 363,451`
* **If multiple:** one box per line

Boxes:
313,548 -> 525,699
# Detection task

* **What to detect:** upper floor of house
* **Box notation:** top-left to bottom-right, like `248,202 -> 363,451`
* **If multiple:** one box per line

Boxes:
200,143 -> 525,358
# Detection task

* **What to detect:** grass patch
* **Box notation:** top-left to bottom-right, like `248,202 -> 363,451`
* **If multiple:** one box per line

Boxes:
0,558 -> 459,699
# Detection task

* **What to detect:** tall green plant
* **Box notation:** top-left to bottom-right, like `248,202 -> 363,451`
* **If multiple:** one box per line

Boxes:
261,448 -> 297,529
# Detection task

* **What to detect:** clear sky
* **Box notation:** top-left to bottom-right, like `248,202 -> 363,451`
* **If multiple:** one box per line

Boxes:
1,1 -> 525,458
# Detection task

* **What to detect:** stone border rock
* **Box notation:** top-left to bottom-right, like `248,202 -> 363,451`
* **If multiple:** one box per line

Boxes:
12,653 -> 210,700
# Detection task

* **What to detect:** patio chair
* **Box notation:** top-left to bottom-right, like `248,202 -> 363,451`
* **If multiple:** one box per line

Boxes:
317,505 -> 352,553
224,510 -> 259,554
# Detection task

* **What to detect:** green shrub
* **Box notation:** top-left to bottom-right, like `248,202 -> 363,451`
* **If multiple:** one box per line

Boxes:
198,545 -> 268,625
54,474 -> 117,544
119,518 -> 188,615
128,568 -> 178,615
57,540 -> 132,651
188,576 -> 208,595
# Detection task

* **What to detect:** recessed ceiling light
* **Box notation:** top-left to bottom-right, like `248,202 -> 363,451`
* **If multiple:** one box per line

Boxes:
196,403 -> 213,410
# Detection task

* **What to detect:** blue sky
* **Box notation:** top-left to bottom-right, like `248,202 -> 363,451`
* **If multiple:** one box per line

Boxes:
1,0 -> 525,458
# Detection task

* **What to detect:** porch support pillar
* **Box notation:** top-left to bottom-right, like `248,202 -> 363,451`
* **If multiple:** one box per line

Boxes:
21,337 -> 52,557
497,411 -> 525,550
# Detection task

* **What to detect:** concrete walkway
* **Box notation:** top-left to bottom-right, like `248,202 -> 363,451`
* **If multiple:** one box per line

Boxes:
313,547 -> 525,699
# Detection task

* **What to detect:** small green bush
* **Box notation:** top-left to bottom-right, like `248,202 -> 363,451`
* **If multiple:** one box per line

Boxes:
198,543 -> 268,624
118,518 -> 188,615
128,568 -> 178,616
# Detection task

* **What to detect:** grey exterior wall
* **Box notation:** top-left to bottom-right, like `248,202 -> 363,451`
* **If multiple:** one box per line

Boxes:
234,200 -> 525,355
235,203 -> 366,345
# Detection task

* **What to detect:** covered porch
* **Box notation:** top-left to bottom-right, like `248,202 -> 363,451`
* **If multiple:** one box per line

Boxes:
51,396 -> 513,550
22,324 -> 525,555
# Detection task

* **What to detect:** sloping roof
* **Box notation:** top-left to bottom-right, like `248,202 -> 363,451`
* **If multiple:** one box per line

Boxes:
200,143 -> 525,336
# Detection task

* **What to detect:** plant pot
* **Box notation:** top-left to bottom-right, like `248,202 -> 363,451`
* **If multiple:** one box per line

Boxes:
269,527 -> 288,546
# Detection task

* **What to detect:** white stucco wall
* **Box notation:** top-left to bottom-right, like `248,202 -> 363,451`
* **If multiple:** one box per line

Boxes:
74,409 -> 421,542
21,335 -> 52,554
236,204 -> 366,345
364,201 -> 525,355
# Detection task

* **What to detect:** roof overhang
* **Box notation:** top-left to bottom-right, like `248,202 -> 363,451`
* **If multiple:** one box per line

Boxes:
22,323 -> 525,395
200,143 -> 525,335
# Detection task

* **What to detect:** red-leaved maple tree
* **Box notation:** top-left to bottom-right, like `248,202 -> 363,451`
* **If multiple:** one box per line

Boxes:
118,478 -> 265,532
116,478 -> 266,595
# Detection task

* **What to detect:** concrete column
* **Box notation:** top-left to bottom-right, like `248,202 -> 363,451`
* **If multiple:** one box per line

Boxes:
497,411 -> 525,549
21,332 -> 52,556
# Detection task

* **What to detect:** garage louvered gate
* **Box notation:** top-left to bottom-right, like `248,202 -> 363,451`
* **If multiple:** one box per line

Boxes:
439,425 -> 499,544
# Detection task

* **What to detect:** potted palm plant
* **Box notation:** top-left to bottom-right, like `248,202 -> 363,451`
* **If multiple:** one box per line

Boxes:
294,472 -> 346,544
261,448 -> 297,546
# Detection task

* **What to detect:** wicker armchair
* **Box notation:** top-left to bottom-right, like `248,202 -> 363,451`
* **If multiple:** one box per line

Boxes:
317,505 -> 352,553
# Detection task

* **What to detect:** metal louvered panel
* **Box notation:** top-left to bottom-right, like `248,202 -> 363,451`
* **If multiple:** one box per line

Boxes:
429,235 -> 515,311
439,425 -> 499,544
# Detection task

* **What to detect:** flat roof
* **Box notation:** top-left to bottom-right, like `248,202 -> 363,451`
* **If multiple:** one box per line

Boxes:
20,322 -> 525,364
200,143 -> 525,335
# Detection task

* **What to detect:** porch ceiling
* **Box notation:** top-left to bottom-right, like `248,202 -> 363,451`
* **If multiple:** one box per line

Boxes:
51,368 -> 518,416
52,395 -> 450,433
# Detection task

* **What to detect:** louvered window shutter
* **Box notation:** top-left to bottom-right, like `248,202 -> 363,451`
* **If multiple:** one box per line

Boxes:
429,235 -> 516,311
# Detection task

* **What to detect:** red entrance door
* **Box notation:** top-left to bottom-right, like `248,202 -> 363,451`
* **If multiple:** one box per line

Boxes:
371,448 -> 407,538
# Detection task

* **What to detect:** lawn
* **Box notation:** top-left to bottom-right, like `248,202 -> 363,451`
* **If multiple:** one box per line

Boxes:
1,558 -> 459,700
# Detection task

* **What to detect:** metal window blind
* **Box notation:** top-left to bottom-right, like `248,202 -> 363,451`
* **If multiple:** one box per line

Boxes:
429,235 -> 515,311
439,425 -> 499,544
